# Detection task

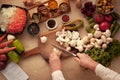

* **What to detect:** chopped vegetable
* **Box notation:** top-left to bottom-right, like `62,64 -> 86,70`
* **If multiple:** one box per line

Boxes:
12,39 -> 25,54
7,51 -> 20,63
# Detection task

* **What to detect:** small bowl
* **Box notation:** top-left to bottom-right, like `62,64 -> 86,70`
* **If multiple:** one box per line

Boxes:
61,14 -> 70,23
96,0 -> 115,14
46,18 -> 58,30
27,22 -> 40,36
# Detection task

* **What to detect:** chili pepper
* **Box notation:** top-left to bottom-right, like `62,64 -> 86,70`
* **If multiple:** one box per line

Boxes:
63,19 -> 83,30
111,23 -> 120,37
0,47 -> 16,54
0,39 -> 14,48
86,22 -> 96,33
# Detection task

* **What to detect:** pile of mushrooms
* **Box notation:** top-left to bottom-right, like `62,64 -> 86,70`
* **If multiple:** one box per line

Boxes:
56,24 -> 113,52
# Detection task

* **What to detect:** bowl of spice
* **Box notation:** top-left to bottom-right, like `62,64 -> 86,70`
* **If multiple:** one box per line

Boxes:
46,18 -> 58,30
61,14 -> 70,23
27,22 -> 40,36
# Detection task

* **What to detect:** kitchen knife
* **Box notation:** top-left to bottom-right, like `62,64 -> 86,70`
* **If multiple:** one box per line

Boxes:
51,44 -> 78,57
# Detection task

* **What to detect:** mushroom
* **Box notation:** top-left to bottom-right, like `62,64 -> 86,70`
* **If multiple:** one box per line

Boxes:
102,44 -> 107,49
40,36 -> 47,43
94,30 -> 102,38
82,36 -> 90,44
101,35 -> 107,43
105,29 -> 111,37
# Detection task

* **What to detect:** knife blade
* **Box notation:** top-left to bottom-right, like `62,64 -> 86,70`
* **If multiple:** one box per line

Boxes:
51,44 -> 77,57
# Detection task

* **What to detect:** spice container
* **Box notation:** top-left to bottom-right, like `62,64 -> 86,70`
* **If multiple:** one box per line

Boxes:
61,14 -> 70,23
27,22 -> 40,36
46,18 -> 58,30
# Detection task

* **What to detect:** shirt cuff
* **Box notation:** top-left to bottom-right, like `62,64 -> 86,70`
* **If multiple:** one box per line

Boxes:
52,70 -> 65,80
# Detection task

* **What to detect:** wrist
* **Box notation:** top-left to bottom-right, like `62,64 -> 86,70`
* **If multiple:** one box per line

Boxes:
88,61 -> 98,71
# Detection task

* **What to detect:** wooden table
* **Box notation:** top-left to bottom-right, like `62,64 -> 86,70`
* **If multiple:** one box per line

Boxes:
0,0 -> 120,80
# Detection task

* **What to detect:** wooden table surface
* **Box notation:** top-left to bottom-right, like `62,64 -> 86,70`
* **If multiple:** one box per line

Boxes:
0,0 -> 120,80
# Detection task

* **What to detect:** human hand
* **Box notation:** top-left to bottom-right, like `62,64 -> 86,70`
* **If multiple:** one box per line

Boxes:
74,53 -> 98,71
49,51 -> 62,72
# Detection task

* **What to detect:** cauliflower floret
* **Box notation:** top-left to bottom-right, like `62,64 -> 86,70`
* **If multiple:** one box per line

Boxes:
69,40 -> 77,47
71,31 -> 80,40
76,40 -> 83,46
66,31 -> 72,39
76,45 -> 84,52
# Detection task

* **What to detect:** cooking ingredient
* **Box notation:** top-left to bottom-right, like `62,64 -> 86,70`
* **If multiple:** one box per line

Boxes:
0,39 -> 14,48
81,2 -> 96,17
0,61 -> 6,70
7,7 -> 27,34
48,19 -> 56,28
110,20 -> 117,33
7,34 -> 16,40
111,12 -> 120,20
48,0 -> 58,10
27,22 -> 40,36
94,13 -> 104,23
0,47 -> 16,54
111,23 -> 120,37
96,0 -> 114,14
23,0 -> 34,6
105,14 -> 113,22
76,0 -> 82,8
32,13 -> 40,23
62,14 -> 70,22
0,54 -> 8,61
40,36 -> 47,43
63,20 -> 83,30
86,22 -> 96,33
85,48 -> 111,67
59,2 -> 70,13
105,40 -> 120,58
99,21 -> 110,31
0,34 -> 7,42
37,5 -> 49,16
12,39 -> 25,54
94,30 -> 102,38
7,51 -> 20,63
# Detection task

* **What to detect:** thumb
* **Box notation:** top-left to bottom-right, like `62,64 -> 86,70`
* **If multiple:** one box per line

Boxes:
74,57 -> 80,63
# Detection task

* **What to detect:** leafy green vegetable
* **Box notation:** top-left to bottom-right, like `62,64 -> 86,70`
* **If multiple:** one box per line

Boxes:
85,40 -> 120,67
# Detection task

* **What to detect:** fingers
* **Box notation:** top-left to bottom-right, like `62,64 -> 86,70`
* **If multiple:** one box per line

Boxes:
74,57 -> 80,63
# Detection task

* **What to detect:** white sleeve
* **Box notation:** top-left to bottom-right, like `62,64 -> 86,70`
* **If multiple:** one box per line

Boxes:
95,64 -> 120,80
51,70 -> 65,80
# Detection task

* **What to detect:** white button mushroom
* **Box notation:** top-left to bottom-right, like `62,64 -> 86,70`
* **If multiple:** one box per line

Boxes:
96,39 -> 103,45
40,36 -> 47,43
93,24 -> 99,30
101,35 -> 107,43
87,33 -> 93,38
94,30 -> 102,38
82,36 -> 90,44
105,29 -> 111,37
90,38 -> 96,43
102,44 -> 107,49
76,46 -> 84,52
107,37 -> 113,43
